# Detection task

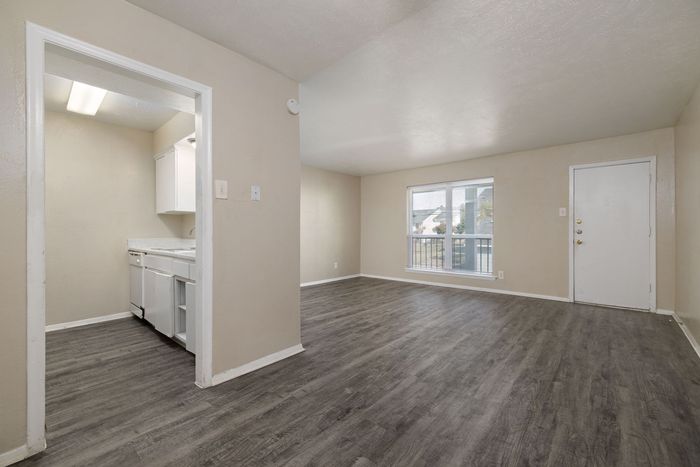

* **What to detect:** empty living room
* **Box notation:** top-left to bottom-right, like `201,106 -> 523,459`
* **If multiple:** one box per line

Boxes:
2,1 -> 700,466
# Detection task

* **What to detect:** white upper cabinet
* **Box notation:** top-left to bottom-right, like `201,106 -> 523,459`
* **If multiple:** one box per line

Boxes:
155,141 -> 195,214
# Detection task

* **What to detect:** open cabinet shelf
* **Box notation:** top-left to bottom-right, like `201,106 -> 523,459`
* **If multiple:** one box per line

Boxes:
173,278 -> 196,353
174,332 -> 187,344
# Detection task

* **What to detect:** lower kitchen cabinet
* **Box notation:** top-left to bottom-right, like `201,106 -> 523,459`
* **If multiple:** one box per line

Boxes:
144,268 -> 175,337
174,279 -> 196,353
185,281 -> 196,353
133,249 -> 196,353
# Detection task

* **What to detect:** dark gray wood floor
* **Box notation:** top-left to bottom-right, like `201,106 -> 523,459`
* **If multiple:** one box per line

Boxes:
19,277 -> 700,466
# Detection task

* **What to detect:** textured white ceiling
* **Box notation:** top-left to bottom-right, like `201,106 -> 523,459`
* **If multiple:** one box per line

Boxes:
127,0 -> 435,80
44,74 -> 179,132
128,0 -> 700,175
301,0 -> 700,174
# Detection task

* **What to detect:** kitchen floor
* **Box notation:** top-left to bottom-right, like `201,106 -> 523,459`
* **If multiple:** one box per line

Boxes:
19,277 -> 700,466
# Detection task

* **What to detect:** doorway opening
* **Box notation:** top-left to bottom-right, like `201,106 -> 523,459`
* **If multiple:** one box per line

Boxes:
26,23 -> 214,456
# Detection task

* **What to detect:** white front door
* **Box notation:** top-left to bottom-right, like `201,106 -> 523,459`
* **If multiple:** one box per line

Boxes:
572,161 -> 653,310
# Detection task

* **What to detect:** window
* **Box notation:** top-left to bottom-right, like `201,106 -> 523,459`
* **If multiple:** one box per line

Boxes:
408,178 -> 494,276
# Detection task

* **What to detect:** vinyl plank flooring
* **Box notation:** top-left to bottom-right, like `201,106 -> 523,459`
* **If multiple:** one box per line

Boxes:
17,277 -> 700,466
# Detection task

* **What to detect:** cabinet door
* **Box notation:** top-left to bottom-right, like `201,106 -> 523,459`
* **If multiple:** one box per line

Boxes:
185,282 -> 196,353
144,268 -> 174,337
176,145 -> 196,212
155,149 -> 176,214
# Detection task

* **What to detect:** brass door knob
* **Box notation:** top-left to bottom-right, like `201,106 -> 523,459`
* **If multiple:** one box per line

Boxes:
576,239 -> 583,245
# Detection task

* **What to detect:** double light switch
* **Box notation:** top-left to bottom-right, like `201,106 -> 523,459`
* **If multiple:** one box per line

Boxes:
213,181 -> 261,201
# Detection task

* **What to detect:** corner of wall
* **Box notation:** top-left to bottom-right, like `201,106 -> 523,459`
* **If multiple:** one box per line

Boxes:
673,79 -> 700,345
300,165 -> 362,284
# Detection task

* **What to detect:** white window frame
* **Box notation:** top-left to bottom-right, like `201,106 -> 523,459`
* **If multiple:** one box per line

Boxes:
407,178 -> 495,279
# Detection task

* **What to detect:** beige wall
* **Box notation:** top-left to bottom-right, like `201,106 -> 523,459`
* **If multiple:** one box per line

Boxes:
362,128 -> 676,308
152,112 -> 197,238
153,111 -> 195,155
675,83 -> 700,341
180,213 -> 196,239
45,111 -> 182,325
301,165 -> 361,283
0,0 -> 300,454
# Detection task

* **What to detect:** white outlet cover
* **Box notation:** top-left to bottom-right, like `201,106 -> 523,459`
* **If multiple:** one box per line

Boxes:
251,184 -> 261,201
497,271 -> 504,279
559,207 -> 567,217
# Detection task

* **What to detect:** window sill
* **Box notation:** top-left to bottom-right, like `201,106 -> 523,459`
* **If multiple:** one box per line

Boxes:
404,268 -> 497,281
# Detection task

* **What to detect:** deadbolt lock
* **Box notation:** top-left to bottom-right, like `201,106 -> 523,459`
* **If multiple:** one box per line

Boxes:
576,229 -> 583,234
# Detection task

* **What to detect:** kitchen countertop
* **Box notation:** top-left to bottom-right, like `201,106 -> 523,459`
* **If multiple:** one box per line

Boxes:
128,246 -> 195,260
127,238 -> 196,261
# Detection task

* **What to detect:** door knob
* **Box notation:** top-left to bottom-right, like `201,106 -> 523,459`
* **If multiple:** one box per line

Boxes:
576,218 -> 583,225
576,239 -> 583,245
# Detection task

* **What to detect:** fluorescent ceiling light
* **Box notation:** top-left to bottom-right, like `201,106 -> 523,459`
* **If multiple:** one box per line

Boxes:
66,81 -> 107,116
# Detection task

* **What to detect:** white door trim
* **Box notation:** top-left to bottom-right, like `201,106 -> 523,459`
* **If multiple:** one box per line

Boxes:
25,22 -> 214,456
568,156 -> 657,310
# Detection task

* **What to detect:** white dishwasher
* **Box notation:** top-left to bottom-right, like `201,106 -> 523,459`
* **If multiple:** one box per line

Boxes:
128,251 -> 145,319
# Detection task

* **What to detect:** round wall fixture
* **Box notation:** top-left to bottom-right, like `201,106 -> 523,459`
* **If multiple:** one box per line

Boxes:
286,98 -> 300,115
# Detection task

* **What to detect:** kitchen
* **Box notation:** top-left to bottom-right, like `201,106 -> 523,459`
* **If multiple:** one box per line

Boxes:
127,135 -> 198,353
44,44 -> 199,359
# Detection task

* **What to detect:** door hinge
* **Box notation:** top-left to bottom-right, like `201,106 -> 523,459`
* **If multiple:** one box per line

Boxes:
649,284 -> 652,293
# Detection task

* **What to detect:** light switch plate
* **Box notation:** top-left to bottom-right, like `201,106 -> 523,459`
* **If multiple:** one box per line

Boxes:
251,184 -> 261,201
215,179 -> 228,199
559,207 -> 567,217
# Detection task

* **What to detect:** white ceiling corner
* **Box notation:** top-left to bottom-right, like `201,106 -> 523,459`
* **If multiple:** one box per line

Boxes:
126,0 -> 436,80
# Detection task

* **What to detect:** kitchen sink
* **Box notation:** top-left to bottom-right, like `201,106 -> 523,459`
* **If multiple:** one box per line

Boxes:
150,247 -> 196,258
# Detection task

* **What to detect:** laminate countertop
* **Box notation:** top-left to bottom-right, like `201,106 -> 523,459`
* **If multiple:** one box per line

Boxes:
128,246 -> 195,261
127,237 -> 196,261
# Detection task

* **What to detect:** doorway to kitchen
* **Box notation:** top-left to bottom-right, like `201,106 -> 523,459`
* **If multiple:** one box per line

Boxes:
568,157 -> 656,311
25,23 -> 214,456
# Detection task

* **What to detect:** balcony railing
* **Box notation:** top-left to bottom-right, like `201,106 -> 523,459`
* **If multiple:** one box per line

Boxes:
411,236 -> 446,270
452,237 -> 492,273
411,236 -> 492,274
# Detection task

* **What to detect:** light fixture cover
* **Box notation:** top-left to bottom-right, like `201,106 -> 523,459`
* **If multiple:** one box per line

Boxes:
66,81 -> 107,116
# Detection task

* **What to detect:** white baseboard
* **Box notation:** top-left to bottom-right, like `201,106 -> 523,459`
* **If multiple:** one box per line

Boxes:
212,344 -> 305,386
655,308 -> 675,316
670,312 -> 700,360
0,444 -> 30,467
45,311 -> 132,332
301,274 -> 360,287
360,274 -> 570,303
